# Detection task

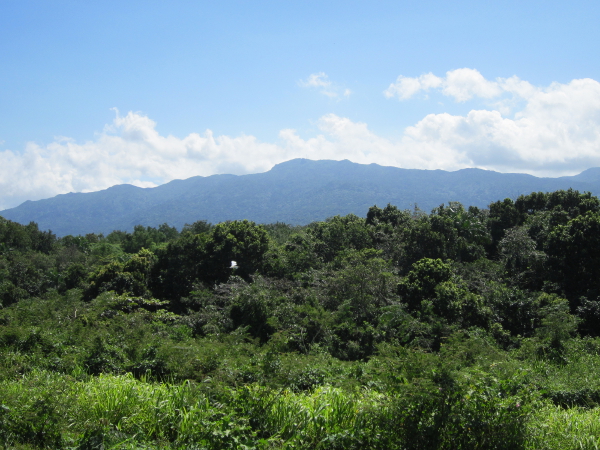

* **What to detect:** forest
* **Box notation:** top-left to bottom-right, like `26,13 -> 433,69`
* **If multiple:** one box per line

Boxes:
3,188 -> 600,449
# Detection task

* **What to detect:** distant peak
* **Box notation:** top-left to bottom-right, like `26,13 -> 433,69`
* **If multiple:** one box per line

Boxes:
570,167 -> 600,183
271,158 -> 357,171
273,158 -> 325,167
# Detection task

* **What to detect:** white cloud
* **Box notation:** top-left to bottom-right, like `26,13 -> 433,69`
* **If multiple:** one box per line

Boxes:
299,72 -> 351,99
386,68 -> 521,102
442,68 -> 503,101
400,76 -> 600,173
2,73 -> 600,210
299,72 -> 331,88
384,72 -> 442,99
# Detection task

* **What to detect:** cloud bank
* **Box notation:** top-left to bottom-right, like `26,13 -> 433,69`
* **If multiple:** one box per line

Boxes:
385,69 -> 600,173
1,70 -> 600,210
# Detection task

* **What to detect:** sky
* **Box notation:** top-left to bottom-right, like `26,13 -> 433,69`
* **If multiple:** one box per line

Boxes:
1,0 -> 600,210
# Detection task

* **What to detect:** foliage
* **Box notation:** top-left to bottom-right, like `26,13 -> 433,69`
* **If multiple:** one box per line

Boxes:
2,189 -> 600,448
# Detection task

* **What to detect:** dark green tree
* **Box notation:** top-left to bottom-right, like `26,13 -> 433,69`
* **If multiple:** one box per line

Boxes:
205,220 -> 270,283
546,211 -> 600,303
85,248 -> 156,300
308,214 -> 373,263
181,220 -> 212,236
487,198 -> 521,256
366,204 -> 412,228
151,233 -> 210,301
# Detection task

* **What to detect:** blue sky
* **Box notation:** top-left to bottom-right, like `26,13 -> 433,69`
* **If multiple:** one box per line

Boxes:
1,0 -> 600,209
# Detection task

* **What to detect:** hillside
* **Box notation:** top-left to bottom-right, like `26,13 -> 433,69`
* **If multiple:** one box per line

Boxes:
2,158 -> 600,236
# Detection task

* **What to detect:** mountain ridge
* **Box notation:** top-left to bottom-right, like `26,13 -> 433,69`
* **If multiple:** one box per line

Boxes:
3,158 -> 600,236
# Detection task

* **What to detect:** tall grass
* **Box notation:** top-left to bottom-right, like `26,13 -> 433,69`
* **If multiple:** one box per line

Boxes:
236,384 -> 383,448
4,369 -> 597,450
526,404 -> 600,450
0,371 -> 220,449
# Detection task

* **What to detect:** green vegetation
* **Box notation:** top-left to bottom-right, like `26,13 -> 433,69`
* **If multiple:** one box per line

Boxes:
4,189 -> 600,448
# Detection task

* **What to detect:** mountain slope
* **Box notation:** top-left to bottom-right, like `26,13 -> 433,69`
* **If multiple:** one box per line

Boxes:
3,159 -> 600,236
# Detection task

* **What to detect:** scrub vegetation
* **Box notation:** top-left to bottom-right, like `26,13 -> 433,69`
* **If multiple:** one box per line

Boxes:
3,189 -> 600,448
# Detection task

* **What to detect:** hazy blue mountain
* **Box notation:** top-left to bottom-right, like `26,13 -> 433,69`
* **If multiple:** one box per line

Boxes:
3,158 -> 600,236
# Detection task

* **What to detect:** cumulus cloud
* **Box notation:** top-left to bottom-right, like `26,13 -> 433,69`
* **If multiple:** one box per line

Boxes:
386,68 -> 523,102
384,72 -> 443,99
299,72 -> 351,99
398,75 -> 600,173
2,72 -> 600,210
442,68 -> 503,101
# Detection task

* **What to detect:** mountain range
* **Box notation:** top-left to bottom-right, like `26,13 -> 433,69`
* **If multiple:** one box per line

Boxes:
3,158 -> 600,237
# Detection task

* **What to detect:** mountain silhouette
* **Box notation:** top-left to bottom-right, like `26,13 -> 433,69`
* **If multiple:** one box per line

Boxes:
3,159 -> 600,236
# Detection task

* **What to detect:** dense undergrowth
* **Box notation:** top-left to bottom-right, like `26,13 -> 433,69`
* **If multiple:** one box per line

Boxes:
3,189 -> 600,448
